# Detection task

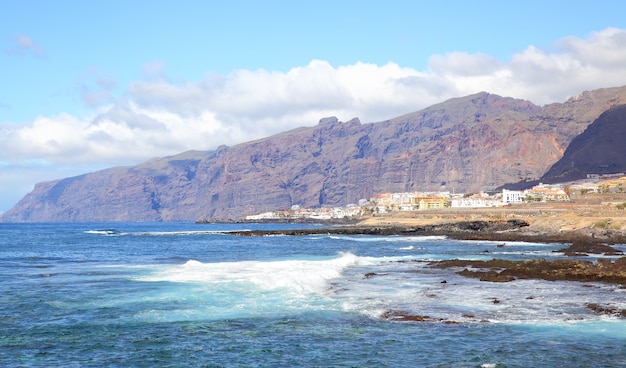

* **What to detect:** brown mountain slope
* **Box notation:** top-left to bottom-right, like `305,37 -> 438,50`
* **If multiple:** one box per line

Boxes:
3,86 -> 626,222
540,104 -> 626,183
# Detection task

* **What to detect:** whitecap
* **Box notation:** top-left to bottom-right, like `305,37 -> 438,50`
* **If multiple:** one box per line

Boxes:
136,252 -> 371,295
84,229 -> 121,236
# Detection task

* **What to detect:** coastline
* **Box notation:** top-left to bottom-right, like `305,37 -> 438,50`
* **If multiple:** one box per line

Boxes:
223,218 -> 626,246
219,194 -> 626,245
220,216 -> 626,292
217,197 -> 626,291
355,197 -> 626,245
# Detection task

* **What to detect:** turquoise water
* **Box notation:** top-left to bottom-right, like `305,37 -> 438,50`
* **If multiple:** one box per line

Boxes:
1,223 -> 625,367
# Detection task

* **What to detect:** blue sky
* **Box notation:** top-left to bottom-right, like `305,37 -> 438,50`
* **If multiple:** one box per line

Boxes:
2,0 -> 626,213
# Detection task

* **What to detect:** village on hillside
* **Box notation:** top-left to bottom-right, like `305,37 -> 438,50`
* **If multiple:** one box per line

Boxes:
245,174 -> 626,221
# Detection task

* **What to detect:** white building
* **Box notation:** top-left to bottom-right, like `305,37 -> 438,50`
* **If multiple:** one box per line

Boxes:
245,211 -> 281,220
450,198 -> 502,208
502,189 -> 523,204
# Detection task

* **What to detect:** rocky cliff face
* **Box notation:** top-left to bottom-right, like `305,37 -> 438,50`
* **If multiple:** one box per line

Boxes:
540,104 -> 626,183
4,86 -> 626,222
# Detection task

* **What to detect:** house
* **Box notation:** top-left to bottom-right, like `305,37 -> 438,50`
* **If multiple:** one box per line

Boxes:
524,184 -> 569,201
416,196 -> 449,209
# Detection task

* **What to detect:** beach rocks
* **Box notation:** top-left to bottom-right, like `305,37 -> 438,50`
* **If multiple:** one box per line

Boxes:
556,242 -> 623,256
429,258 -> 626,285
457,269 -> 516,282
586,303 -> 626,318
381,310 -> 432,322
223,219 -> 530,237
380,310 -> 460,324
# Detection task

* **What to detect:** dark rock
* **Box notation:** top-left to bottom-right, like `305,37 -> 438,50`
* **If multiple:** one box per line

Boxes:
556,242 -> 623,256
461,269 -> 516,283
429,257 -> 626,285
586,303 -> 626,318
220,220 -> 530,237
381,310 -> 431,322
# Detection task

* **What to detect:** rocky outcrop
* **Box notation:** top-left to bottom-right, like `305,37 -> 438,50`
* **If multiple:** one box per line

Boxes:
4,86 -> 626,222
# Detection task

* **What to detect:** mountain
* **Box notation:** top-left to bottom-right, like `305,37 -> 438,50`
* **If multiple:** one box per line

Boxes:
540,104 -> 626,183
3,86 -> 626,222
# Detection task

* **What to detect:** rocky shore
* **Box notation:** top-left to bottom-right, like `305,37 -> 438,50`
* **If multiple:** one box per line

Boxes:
223,217 -> 626,246
427,257 -> 626,285
220,198 -> 626,308
224,219 -> 529,237
224,216 -> 626,283
215,199 -> 626,323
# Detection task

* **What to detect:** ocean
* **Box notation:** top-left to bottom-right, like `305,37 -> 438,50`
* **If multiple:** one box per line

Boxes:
1,222 -> 625,367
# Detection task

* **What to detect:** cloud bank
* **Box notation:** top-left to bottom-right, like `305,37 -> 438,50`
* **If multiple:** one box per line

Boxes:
2,27 -> 626,211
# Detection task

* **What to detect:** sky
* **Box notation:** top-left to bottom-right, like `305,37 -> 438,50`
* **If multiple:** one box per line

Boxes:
2,0 -> 626,213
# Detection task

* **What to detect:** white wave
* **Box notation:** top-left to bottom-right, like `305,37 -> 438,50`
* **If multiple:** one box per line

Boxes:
131,230 -> 235,236
489,250 -> 562,257
327,235 -> 447,243
137,252 -> 373,295
332,265 -> 626,328
132,249 -> 626,328
85,229 -> 239,237
464,240 -> 556,247
84,229 -> 123,236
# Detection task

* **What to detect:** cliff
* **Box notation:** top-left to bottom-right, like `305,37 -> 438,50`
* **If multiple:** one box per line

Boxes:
3,86 -> 626,222
540,104 -> 626,183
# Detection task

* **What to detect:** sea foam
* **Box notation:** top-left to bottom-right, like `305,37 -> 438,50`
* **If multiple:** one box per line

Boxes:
137,252 -> 368,295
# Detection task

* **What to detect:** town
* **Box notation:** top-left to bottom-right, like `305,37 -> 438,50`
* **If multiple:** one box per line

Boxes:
245,174 -> 626,221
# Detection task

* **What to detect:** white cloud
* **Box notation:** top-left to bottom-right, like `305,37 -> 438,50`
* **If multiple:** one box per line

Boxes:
426,28 -> 626,104
429,52 -> 502,77
3,27 -> 626,212
558,27 -> 626,67
5,35 -> 46,58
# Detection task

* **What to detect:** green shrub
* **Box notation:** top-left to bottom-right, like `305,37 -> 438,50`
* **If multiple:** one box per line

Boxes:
592,219 -> 611,229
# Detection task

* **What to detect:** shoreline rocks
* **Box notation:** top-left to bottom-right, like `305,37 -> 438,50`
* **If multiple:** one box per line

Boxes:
221,218 -> 626,247
428,257 -> 626,285
586,303 -> 626,317
223,219 -> 530,237
556,242 -> 624,256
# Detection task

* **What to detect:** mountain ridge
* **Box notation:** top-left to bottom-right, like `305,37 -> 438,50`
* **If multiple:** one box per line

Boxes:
3,86 -> 626,222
